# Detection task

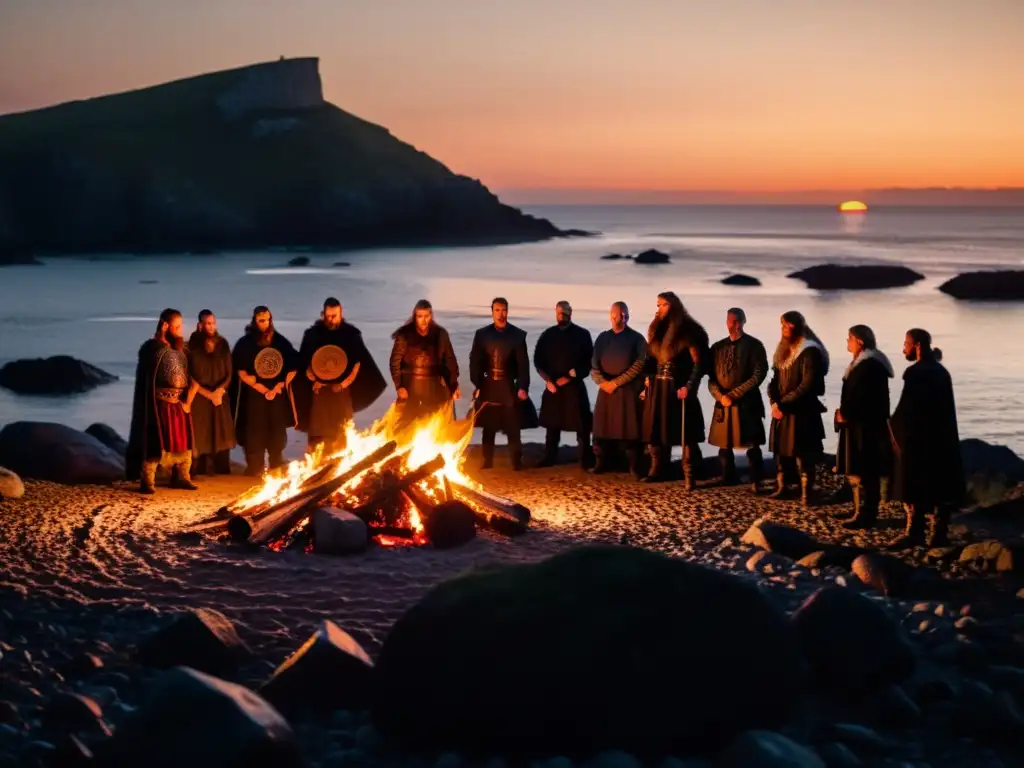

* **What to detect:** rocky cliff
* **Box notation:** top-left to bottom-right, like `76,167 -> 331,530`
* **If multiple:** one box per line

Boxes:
0,58 -> 565,262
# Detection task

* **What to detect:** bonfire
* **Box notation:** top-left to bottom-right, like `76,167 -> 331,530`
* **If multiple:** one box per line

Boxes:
191,404 -> 530,551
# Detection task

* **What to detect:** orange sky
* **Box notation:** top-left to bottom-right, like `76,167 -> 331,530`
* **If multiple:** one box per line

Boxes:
2,0 -> 1022,197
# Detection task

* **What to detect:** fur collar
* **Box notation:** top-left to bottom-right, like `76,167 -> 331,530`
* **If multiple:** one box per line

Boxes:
776,337 -> 829,374
647,318 -> 689,363
843,347 -> 894,380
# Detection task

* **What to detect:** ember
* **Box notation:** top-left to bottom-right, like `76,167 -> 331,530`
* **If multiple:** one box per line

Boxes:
199,404 -> 530,551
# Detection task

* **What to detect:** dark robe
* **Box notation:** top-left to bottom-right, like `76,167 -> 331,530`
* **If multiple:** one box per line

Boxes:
187,332 -> 236,456
127,339 -> 194,481
590,326 -> 647,441
890,356 -> 965,505
836,349 -> 893,479
768,339 -> 828,458
534,322 -> 594,433
293,321 -> 387,438
707,334 -> 768,450
389,324 -> 459,423
642,319 -> 708,446
469,323 -> 539,433
231,331 -> 298,456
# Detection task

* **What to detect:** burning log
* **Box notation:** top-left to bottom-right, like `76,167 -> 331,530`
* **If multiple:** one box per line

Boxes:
347,454 -> 445,524
447,479 -> 531,535
227,441 -> 399,544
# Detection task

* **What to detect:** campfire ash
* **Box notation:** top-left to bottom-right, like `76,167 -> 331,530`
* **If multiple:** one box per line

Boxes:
190,405 -> 529,552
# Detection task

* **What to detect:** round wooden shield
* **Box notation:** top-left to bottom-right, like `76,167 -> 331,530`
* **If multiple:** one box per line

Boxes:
311,344 -> 348,381
254,347 -> 284,380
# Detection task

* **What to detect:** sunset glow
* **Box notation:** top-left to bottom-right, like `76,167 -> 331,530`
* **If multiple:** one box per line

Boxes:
1,1 -> 1022,197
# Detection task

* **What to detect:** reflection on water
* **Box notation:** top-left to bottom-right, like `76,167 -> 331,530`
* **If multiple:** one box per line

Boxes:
2,205 -> 1023,456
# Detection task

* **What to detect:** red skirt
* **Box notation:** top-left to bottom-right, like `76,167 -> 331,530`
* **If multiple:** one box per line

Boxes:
156,399 -> 192,454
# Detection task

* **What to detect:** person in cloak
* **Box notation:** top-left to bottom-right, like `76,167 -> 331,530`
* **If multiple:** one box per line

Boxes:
887,329 -> 964,548
834,324 -> 894,530
533,301 -> 595,469
590,301 -> 647,477
294,297 -> 387,453
766,310 -> 830,508
389,299 -> 460,427
469,297 -> 538,471
707,308 -> 769,490
187,309 -> 236,475
126,308 -> 197,494
641,291 -> 709,488
231,305 -> 298,476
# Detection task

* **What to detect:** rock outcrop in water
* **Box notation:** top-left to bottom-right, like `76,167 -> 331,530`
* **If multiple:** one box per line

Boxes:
788,264 -> 925,291
0,58 -> 569,258
0,356 -> 118,394
939,271 -> 1024,301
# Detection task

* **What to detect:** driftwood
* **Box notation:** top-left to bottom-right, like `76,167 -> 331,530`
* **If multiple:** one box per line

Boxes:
228,441 -> 399,544
448,479 -> 531,535
401,483 -> 439,519
347,454 -> 445,523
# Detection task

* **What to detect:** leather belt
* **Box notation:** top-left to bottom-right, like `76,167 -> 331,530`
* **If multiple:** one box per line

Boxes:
156,388 -> 183,403
655,363 -> 675,380
488,370 -> 508,380
408,367 -> 440,378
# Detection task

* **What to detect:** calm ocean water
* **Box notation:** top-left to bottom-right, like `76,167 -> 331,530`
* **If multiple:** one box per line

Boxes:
2,205 -> 1023,460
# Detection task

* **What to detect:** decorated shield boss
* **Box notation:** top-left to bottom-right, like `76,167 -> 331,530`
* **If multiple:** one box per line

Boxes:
311,344 -> 348,382
254,347 -> 284,380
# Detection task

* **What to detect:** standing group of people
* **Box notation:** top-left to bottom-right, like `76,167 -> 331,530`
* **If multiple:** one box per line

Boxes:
125,292 -> 964,549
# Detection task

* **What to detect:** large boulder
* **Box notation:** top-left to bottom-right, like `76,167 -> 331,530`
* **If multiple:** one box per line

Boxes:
136,608 -> 251,679
633,248 -> 671,265
85,422 -> 128,458
721,273 -> 761,286
960,439 -> 1024,484
0,355 -> 118,394
99,667 -> 301,768
787,264 -> 924,291
371,544 -> 805,758
939,271 -> 1024,301
0,466 -> 24,499
0,421 -> 125,485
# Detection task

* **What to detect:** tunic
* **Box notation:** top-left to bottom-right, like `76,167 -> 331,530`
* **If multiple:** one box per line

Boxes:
187,332 -> 236,456
836,349 -> 893,480
590,326 -> 647,441
126,339 -> 195,480
389,324 -> 459,422
293,321 -> 387,440
767,340 -> 828,458
707,334 -> 768,450
534,322 -> 594,433
889,356 -> 965,504
469,323 -> 539,433
642,320 -> 708,446
231,331 -> 298,455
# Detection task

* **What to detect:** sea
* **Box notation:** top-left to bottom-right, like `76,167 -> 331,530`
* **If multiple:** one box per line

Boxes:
2,204 -> 1023,461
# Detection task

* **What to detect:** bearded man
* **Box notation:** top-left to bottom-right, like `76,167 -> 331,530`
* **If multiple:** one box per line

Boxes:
293,297 -> 386,454
469,297 -> 538,470
389,299 -> 460,427
187,309 -> 236,475
888,329 -> 964,548
707,308 -> 769,490
641,291 -> 708,488
231,305 -> 298,475
590,301 -> 647,477
533,301 -> 595,469
767,310 -> 830,508
127,308 -> 197,494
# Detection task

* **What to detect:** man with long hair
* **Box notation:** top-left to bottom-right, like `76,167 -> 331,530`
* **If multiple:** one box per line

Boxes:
231,305 -> 299,475
469,297 -> 538,470
766,310 -> 830,508
293,297 -> 387,454
533,301 -> 595,469
707,308 -> 769,490
641,291 -> 708,488
888,328 -> 964,548
126,308 -> 197,493
389,299 -> 460,426
187,309 -> 236,475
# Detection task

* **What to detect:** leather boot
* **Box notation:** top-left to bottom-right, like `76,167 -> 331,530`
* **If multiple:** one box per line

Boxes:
927,505 -> 952,547
843,480 -> 878,529
747,449 -> 765,493
510,449 -> 524,472
481,439 -> 494,470
716,450 -> 739,487
887,504 -> 928,549
140,461 -> 158,494
797,457 -> 817,509
641,446 -> 665,483
193,454 -> 209,476
590,442 -> 609,475
171,455 -> 198,490
245,453 -> 264,477
536,429 -> 560,468
626,445 -> 642,479
578,433 -> 594,470
268,451 -> 286,470
767,471 -> 788,498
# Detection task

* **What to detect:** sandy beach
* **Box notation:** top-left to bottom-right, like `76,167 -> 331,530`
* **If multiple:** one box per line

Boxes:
3,445 -> 1024,767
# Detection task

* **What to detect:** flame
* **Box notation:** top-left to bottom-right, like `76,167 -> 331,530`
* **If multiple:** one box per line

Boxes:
232,403 -> 481,537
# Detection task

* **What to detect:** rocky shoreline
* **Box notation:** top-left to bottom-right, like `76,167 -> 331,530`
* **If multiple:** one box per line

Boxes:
1,454 -> 1023,766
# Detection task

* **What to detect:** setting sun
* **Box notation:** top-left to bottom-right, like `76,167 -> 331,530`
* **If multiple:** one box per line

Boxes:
838,200 -> 869,213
